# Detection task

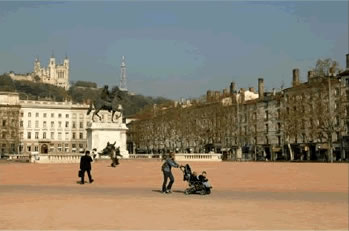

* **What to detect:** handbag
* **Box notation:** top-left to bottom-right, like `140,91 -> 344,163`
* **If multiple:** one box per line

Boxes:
78,170 -> 83,178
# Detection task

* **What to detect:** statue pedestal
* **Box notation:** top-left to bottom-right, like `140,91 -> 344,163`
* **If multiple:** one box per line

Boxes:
86,122 -> 129,158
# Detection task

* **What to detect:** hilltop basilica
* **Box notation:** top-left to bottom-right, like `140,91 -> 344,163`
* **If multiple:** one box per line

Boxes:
8,55 -> 70,90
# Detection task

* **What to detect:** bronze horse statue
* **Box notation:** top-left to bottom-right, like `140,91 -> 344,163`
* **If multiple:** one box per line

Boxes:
87,87 -> 123,122
101,141 -> 122,167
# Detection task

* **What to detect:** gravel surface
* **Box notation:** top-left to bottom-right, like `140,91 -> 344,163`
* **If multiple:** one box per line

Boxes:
0,160 -> 348,230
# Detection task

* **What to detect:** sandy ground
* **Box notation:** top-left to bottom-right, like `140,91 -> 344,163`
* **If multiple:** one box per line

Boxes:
0,160 -> 348,230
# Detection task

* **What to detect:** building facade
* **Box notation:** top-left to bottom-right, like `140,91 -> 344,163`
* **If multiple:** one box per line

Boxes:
19,100 -> 90,154
8,55 -> 70,90
128,54 -> 349,161
0,92 -> 21,157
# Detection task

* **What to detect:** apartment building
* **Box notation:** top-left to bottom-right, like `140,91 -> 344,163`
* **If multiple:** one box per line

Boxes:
19,100 -> 90,154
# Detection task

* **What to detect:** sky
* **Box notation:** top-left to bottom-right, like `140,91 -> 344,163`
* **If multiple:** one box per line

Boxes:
0,0 -> 347,100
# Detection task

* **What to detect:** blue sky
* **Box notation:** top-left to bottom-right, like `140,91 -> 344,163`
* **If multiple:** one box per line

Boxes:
0,1 -> 347,99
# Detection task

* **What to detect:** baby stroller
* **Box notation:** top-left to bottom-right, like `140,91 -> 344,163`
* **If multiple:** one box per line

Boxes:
180,164 -> 212,195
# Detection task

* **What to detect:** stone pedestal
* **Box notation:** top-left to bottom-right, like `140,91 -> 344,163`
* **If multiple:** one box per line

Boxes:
86,122 -> 129,158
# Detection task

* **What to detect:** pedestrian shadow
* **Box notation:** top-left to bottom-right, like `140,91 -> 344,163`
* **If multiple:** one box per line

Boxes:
152,189 -> 184,194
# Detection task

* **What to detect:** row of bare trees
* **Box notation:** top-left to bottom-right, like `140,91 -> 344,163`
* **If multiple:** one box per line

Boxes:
128,59 -> 348,161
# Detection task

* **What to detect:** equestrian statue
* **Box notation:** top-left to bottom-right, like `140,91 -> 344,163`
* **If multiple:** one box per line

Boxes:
101,141 -> 122,167
87,85 -> 123,122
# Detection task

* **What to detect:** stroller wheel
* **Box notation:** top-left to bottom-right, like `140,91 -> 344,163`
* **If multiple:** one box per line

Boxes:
199,189 -> 206,195
184,189 -> 190,195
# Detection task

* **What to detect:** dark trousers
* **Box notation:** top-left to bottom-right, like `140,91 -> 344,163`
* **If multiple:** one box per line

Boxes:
81,169 -> 92,183
162,171 -> 174,192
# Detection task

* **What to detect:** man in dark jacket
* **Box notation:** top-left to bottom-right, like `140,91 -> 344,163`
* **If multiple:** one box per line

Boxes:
161,152 -> 180,193
80,150 -> 94,184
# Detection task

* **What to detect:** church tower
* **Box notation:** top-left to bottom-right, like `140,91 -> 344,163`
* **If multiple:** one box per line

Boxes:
119,56 -> 127,91
34,58 -> 40,74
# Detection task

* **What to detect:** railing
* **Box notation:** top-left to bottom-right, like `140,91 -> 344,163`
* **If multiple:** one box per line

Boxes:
30,153 -> 83,163
7,153 -> 222,163
174,153 -> 222,161
7,154 -> 30,161
128,153 -> 222,162
128,154 -> 162,159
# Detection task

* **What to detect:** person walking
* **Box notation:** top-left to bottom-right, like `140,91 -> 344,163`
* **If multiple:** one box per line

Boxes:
161,152 -> 180,193
80,150 -> 94,184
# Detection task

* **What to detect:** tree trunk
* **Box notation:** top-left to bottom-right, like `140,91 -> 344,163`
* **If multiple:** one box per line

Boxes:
328,141 -> 333,163
288,143 -> 294,161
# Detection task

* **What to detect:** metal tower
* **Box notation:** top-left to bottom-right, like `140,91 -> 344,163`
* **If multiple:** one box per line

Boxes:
119,56 -> 127,91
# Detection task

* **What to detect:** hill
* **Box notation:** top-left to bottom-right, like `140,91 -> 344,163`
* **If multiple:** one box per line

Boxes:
0,74 -> 172,116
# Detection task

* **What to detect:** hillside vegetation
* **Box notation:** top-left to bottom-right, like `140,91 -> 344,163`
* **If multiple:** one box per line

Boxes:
0,74 -> 171,116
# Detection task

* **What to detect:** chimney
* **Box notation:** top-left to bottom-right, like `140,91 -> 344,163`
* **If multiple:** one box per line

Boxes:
292,68 -> 300,87
206,90 -> 212,101
248,87 -> 255,93
346,54 -> 349,69
258,78 -> 264,99
307,70 -> 314,82
230,82 -> 236,94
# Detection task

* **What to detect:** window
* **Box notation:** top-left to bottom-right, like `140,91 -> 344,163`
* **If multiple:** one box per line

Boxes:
27,132 -> 31,139
35,121 -> 39,128
20,112 -> 24,117
58,132 -> 62,140
28,112 -> 31,117
65,121 -> 69,128
1,144 -> 6,154
79,143 -> 84,151
72,132 -> 76,139
10,143 -> 15,153
43,121 -> 47,128
58,144 -> 62,152
20,121 -> 23,127
2,120 -> 6,126
58,113 -> 62,118
65,114 -> 69,118
35,113 -> 39,117
58,121 -> 62,128
51,132 -> 54,139
80,122 -> 83,128
2,132 -> 6,139
72,144 -> 76,153
27,145 -> 31,152
43,113 -> 47,118
65,143 -> 69,152
35,132 -> 39,139
43,132 -> 46,139
72,122 -> 76,129
50,144 -> 54,152
277,123 -> 281,132
34,146 -> 38,152
65,132 -> 69,140
51,121 -> 54,128
51,113 -> 54,118
79,132 -> 83,139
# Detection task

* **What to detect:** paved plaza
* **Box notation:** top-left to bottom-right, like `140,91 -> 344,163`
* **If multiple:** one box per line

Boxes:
0,160 -> 348,230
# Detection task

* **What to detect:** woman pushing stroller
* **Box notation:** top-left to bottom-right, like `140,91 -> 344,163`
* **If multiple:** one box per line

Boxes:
161,152 -> 183,194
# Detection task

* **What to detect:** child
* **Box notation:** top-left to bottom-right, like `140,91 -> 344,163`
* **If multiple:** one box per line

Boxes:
199,171 -> 212,188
